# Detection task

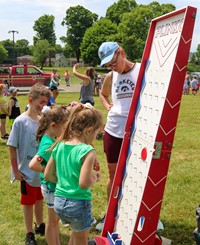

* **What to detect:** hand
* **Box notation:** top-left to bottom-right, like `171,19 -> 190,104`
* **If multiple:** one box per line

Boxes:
93,158 -> 100,171
107,103 -> 113,111
74,63 -> 80,69
14,170 -> 26,181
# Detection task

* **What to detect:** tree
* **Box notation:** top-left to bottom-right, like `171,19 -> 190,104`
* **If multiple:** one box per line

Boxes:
0,44 -> 8,64
61,5 -> 98,62
55,44 -> 63,54
81,18 -> 117,66
15,39 -> 31,56
0,39 -> 15,64
33,14 -> 56,46
33,39 -> 50,69
106,0 -> 137,25
118,2 -> 175,61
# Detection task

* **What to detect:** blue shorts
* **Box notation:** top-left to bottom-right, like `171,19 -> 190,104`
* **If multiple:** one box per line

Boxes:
41,184 -> 55,208
54,196 -> 95,232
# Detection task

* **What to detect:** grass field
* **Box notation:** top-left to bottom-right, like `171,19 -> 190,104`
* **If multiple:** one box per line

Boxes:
0,85 -> 200,244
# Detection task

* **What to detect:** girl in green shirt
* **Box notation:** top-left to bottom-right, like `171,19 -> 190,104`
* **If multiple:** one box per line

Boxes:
29,106 -> 70,245
45,103 -> 104,245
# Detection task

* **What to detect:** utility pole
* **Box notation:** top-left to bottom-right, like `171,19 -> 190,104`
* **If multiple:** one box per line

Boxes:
8,30 -> 19,65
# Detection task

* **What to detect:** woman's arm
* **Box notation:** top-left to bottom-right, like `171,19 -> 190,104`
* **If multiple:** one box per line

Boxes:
99,72 -> 113,111
44,156 -> 57,183
73,64 -> 90,85
29,155 -> 45,173
79,150 -> 100,189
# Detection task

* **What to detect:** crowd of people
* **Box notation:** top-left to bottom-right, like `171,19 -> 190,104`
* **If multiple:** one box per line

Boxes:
183,71 -> 200,95
0,41 -> 198,245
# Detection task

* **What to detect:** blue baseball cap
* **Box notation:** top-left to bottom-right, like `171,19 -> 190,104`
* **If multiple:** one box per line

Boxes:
98,42 -> 119,67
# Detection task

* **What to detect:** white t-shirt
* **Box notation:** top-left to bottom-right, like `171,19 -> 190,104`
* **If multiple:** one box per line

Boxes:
105,63 -> 141,138
7,112 -> 41,187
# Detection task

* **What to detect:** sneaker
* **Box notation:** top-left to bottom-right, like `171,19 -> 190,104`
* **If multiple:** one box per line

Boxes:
95,214 -> 105,231
25,232 -> 37,245
1,134 -> 9,140
157,220 -> 164,231
34,222 -> 45,236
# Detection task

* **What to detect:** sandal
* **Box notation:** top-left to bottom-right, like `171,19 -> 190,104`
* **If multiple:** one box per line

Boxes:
1,135 -> 9,140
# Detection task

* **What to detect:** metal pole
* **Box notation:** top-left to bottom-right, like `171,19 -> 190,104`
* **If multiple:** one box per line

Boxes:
8,30 -> 19,65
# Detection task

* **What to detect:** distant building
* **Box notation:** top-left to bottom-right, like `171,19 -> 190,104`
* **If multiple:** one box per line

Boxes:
17,55 -> 33,65
54,54 -> 83,67
17,53 -> 85,67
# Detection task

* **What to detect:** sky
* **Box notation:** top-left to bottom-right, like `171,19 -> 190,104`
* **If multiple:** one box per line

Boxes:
0,0 -> 199,52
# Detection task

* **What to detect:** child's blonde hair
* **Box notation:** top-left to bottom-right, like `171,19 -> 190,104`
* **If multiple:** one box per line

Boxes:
57,103 -> 104,143
36,106 -> 70,142
0,84 -> 6,92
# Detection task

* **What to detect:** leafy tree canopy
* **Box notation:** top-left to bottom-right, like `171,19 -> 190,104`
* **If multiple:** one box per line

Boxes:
61,5 -> 98,62
106,0 -> 137,25
81,18 -> 117,66
118,2 -> 175,60
33,39 -> 50,69
33,14 -> 56,46
0,44 -> 8,64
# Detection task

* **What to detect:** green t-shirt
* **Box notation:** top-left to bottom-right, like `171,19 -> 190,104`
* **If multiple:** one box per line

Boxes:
52,142 -> 94,200
37,135 -> 56,191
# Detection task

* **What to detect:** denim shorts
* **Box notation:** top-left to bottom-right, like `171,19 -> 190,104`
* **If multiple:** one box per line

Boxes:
54,196 -> 95,232
41,184 -> 55,208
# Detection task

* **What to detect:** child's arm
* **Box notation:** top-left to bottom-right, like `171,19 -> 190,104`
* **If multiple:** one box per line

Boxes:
44,156 -> 57,183
29,155 -> 45,173
9,146 -> 25,181
79,150 -> 101,189
8,98 -> 14,116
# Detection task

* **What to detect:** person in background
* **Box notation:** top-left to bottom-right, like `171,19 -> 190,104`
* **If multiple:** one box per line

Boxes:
73,64 -> 96,106
0,84 -> 9,139
64,69 -> 70,86
4,79 -> 10,96
191,75 -> 199,95
50,69 -> 60,101
7,84 -> 51,245
29,106 -> 70,245
47,88 -> 56,107
44,103 -> 104,245
186,71 -> 191,95
8,86 -> 21,128
96,41 -> 141,231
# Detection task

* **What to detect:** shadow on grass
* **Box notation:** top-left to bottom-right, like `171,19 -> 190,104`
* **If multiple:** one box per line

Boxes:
89,220 -> 197,245
37,233 -> 70,244
158,220 -> 196,244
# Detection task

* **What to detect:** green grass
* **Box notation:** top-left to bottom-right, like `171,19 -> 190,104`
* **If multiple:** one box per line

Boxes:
0,91 -> 200,244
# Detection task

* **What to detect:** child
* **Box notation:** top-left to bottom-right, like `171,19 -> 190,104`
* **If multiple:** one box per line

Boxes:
29,106 -> 70,245
191,75 -> 199,95
44,103 -> 104,245
64,70 -> 70,86
8,86 -> 21,128
0,84 -> 9,139
7,83 -> 51,245
50,69 -> 60,101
